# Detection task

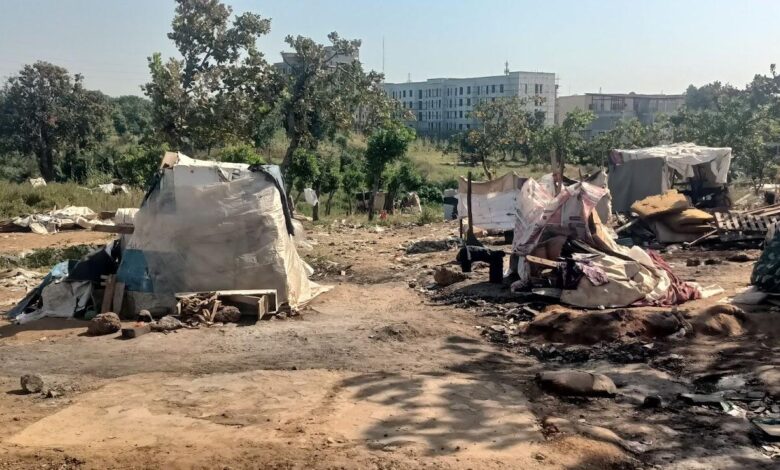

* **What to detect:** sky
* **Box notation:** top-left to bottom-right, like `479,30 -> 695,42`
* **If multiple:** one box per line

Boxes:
0,0 -> 777,97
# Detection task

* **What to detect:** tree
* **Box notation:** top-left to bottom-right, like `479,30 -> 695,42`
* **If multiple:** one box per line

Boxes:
287,148 -> 320,206
279,32 -> 383,175
143,0 -> 279,154
340,154 -> 366,215
365,122 -> 415,220
532,109 -> 594,192
111,95 -> 153,138
586,117 -> 673,165
0,61 -> 111,181
464,96 -> 533,179
673,66 -> 780,188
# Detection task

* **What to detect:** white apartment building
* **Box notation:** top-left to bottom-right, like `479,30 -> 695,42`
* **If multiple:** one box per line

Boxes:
382,71 -> 556,136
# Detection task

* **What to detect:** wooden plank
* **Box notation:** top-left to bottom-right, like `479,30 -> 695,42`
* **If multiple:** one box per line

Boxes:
91,224 -> 134,234
112,281 -> 125,315
526,255 -> 561,268
101,275 -> 116,313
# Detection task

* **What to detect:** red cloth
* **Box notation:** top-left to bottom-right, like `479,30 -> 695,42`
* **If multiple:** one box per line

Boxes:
636,250 -> 701,306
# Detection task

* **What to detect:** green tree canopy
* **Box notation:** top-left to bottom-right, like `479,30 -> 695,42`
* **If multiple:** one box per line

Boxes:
279,32 -> 386,174
365,122 -> 415,220
143,0 -> 279,153
0,61 -> 111,181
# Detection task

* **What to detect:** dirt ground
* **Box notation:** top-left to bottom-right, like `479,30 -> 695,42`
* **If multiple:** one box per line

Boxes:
0,221 -> 778,469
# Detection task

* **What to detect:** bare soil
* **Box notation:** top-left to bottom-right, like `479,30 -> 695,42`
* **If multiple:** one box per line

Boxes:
0,221 -> 777,469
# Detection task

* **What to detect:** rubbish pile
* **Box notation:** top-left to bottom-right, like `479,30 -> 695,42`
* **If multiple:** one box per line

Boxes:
629,190 -> 715,243
511,178 -> 718,308
0,206 -> 138,235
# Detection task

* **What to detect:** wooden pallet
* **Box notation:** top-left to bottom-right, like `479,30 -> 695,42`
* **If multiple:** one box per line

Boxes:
714,212 -> 779,241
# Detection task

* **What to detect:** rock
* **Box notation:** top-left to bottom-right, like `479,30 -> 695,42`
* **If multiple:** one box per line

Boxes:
726,252 -> 755,263
87,312 -> 121,336
151,315 -> 183,332
693,304 -> 746,336
536,370 -> 617,397
686,258 -> 702,267
45,389 -> 60,398
20,374 -> 44,394
214,306 -> 241,323
433,267 -> 467,287
137,309 -> 154,323
704,258 -> 723,265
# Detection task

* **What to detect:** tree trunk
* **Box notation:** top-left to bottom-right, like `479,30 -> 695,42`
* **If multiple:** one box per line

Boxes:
281,133 -> 302,190
37,148 -> 55,182
368,177 -> 381,221
481,155 -> 493,180
326,190 -> 336,216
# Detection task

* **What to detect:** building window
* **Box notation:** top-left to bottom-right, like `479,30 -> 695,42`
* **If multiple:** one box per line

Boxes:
459,98 -> 463,106
418,90 -> 422,99
418,112 -> 422,121
500,84 -> 504,93
449,99 -> 453,107
459,110 -> 463,118
467,98 -> 471,106
491,97 -> 495,102
418,100 -> 422,109
534,84 -> 543,94
491,84 -> 496,93
524,84 -> 528,94
459,86 -> 463,95
459,124 -> 463,130
476,87 -> 480,95
467,86 -> 471,94
402,90 -> 406,98
466,124 -> 471,129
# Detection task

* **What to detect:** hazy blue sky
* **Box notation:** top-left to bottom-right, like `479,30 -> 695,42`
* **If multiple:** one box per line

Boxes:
0,0 -> 777,97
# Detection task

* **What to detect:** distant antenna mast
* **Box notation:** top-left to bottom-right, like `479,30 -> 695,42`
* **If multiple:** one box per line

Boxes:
382,36 -> 385,74
407,73 -> 411,83
504,60 -> 510,75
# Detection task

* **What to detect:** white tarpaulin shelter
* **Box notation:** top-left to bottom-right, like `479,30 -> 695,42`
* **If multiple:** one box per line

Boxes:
117,152 -> 326,309
608,143 -> 732,212
457,173 -> 526,231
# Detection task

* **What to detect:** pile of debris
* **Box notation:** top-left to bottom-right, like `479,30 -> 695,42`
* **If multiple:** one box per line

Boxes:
629,190 -> 715,243
0,206 -> 137,235
511,178 -> 719,309
177,292 -> 242,325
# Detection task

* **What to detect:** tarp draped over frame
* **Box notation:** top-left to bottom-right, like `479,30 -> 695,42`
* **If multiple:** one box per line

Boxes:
118,152 -> 326,308
608,143 -> 732,212
457,172 -> 526,231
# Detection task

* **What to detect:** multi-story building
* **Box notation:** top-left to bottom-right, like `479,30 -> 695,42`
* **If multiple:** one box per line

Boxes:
382,70 -> 557,136
556,93 -> 685,139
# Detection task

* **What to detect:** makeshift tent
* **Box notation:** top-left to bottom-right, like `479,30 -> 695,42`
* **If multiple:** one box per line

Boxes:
457,172 -> 526,231
608,143 -> 732,212
512,178 -> 708,308
117,152 -> 325,311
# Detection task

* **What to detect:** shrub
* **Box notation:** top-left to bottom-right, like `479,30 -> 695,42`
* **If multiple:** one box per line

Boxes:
418,205 -> 442,225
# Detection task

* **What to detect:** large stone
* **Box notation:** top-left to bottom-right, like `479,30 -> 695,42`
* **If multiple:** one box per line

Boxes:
537,370 -> 617,397
433,267 -> 467,287
20,374 -> 44,394
151,315 -> 183,332
87,312 -> 121,336
214,306 -> 241,323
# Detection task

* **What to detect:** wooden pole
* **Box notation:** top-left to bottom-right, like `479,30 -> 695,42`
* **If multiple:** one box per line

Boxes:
465,172 -> 482,246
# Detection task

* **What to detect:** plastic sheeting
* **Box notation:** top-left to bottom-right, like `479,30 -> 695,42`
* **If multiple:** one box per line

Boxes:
609,143 -> 732,212
512,177 -> 700,308
119,154 -> 326,308
457,173 -> 526,231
